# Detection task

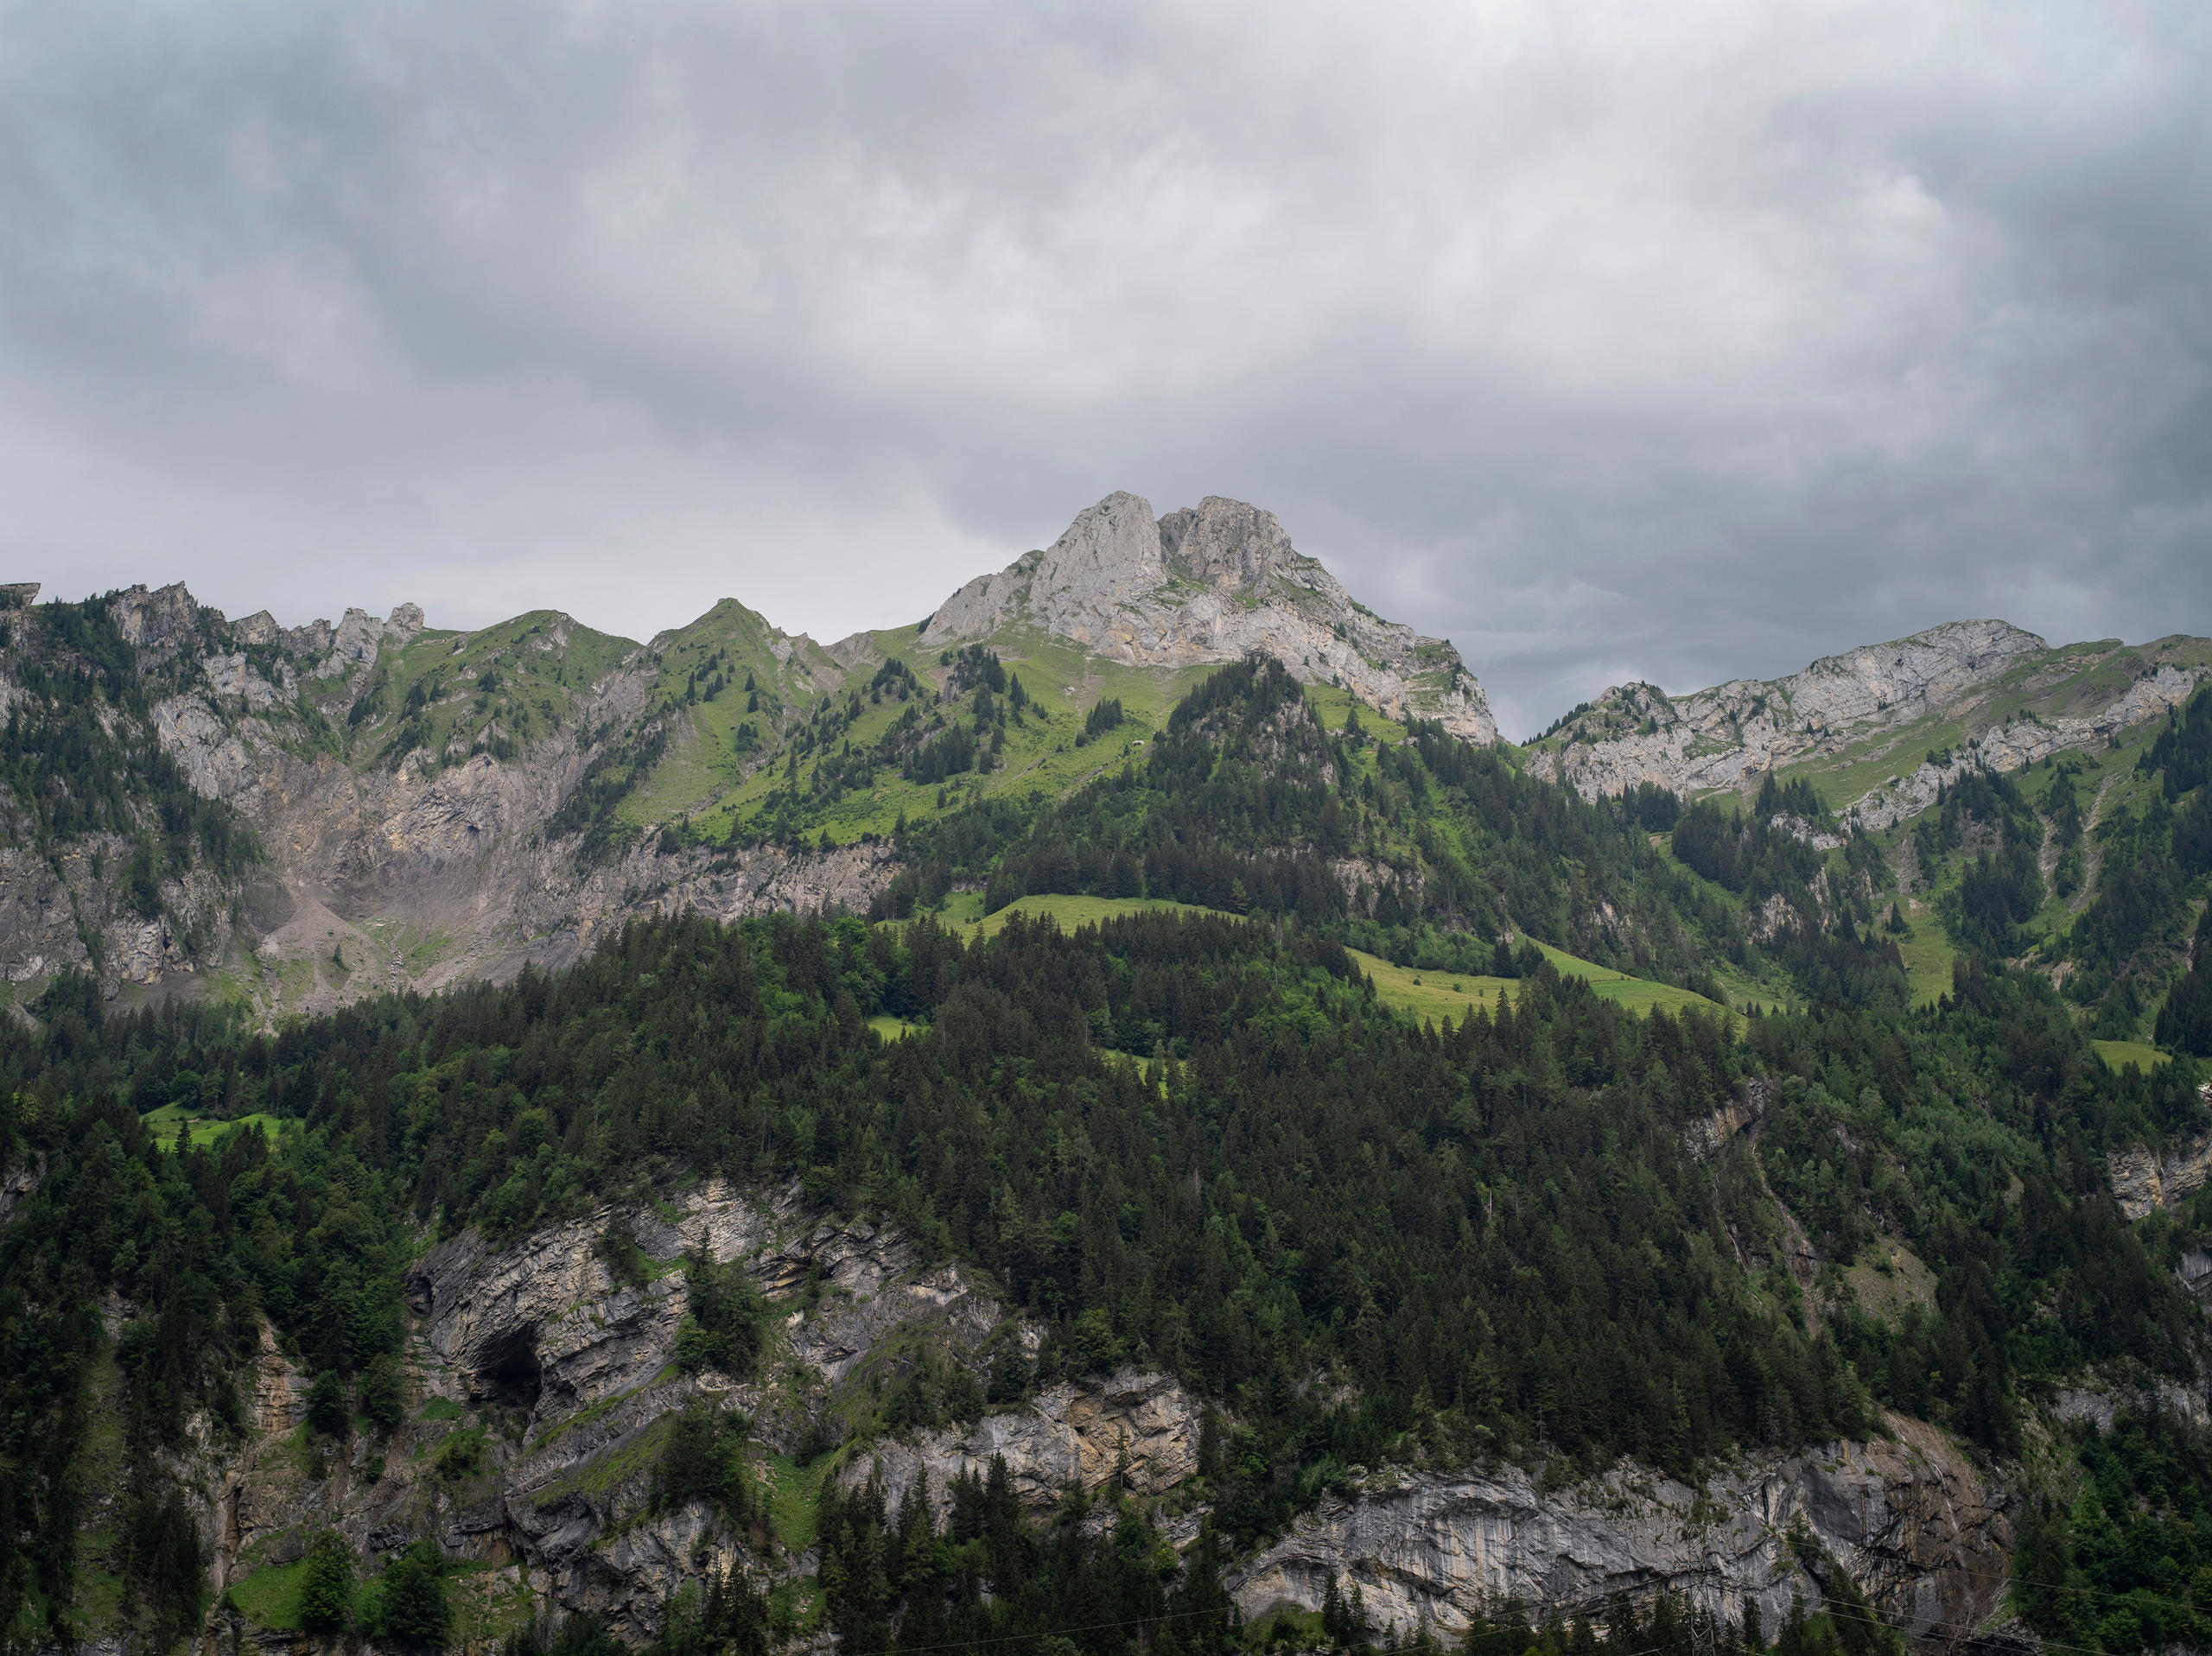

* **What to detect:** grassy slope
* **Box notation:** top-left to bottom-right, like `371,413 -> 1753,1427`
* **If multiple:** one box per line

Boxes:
617,600 -> 851,828
1894,932 -> 1959,1009
921,891 -> 1732,1027
2093,1039 -> 2172,1072
1845,704 -> 2209,1048
139,1102 -> 292,1151
1349,942 -> 1737,1028
224,1555 -> 533,1643
963,893 -> 1220,940
615,619 -> 1425,850
1864,711 -> 2177,1007
1553,695 -> 2197,1031
224,1558 -> 309,1631
688,629 -> 1227,846
1574,715 -> 2189,1026
340,612 -> 638,774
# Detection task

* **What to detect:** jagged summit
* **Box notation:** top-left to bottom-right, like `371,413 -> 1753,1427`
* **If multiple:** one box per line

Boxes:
920,492 -> 1497,743
100,580 -> 430,668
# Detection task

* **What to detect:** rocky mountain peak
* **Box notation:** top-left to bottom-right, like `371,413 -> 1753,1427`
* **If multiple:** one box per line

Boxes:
111,581 -> 207,656
102,582 -> 429,669
1032,489 -> 1168,603
922,492 -> 1497,742
1157,495 -> 1300,588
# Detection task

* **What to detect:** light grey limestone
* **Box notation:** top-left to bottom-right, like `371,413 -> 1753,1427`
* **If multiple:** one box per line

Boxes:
1230,1419 -> 2012,1642
923,493 -> 1497,743
1526,622 -> 2206,825
842,1367 -> 1205,1520
2107,1093 -> 2212,1221
0,579 -> 899,1001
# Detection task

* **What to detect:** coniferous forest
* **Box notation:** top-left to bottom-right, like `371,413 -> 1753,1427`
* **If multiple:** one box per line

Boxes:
5,659 -> 2212,1656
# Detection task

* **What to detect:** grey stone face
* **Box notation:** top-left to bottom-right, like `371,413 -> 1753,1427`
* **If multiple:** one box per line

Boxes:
0,580 -> 901,1005
923,492 -> 1499,744
1229,1424 -> 2014,1644
1526,620 -> 2207,823
186,1183 -> 1039,1646
840,1367 -> 1205,1524
2109,1097 -> 2212,1221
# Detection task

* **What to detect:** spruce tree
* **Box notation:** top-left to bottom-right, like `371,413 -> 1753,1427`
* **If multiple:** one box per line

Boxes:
296,1530 -> 353,1634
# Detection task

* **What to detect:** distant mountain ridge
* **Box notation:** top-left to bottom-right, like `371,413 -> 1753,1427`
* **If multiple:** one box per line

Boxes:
1526,619 -> 2212,824
0,492 -> 1494,1011
4,502 -> 2208,1017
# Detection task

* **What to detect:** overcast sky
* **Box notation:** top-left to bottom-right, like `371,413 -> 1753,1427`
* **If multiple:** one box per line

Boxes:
4,1 -> 2208,738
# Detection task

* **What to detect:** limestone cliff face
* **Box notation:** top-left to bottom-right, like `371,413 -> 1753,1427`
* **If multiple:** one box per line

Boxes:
1843,663 -> 2205,831
2107,1093 -> 2212,1221
166,1182 -> 2028,1655
1526,622 -> 2046,802
921,493 -> 1497,744
191,1183 -> 1026,1652
146,663 -> 899,1007
1683,1076 -> 1773,1163
1525,623 -> 2208,818
842,1368 -> 1204,1522
1230,1418 -> 2012,1642
0,835 -> 243,995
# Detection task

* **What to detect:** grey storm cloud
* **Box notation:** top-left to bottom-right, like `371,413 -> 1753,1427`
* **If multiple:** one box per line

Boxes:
3,0 -> 2208,737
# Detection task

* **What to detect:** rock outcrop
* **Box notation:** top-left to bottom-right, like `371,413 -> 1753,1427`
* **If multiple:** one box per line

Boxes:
1684,1076 -> 1773,1162
0,581 -> 900,1007
1230,1418 -> 2012,1641
921,493 -> 1497,743
1526,624 -> 2208,820
0,833 -> 244,993
195,1183 -> 1028,1649
1844,663 -> 2206,831
75,1175 -> 2037,1656
1527,623 -> 2044,801
844,1367 -> 1204,1520
2108,1100 -> 2212,1221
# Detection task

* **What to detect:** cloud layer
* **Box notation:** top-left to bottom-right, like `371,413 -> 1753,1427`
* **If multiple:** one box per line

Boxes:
4,0 -> 2207,736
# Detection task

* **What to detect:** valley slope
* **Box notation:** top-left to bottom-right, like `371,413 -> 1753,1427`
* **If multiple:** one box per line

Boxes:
8,538 -> 2212,1656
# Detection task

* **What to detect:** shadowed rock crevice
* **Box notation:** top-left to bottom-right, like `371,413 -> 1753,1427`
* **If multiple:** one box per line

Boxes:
480,1325 -> 544,1413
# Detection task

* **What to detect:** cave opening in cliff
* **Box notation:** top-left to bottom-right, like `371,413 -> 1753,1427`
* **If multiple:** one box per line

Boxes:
480,1328 -> 543,1415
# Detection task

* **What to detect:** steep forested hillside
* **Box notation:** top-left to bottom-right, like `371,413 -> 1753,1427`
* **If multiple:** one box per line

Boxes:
6,896 -> 2206,1654
0,587 -> 266,951
7,862 -> 2211,1638
874,658 -> 1740,993
6,637 -> 2212,1656
1839,682 -> 2212,1048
